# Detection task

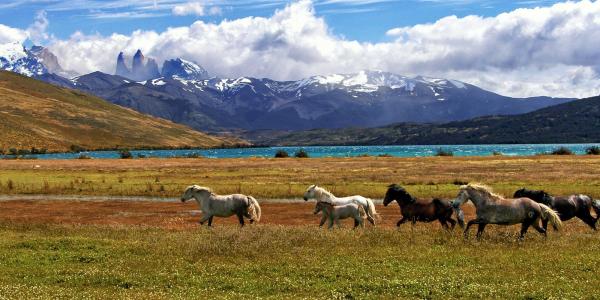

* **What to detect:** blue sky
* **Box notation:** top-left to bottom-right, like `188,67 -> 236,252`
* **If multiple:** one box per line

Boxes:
1,0 -> 599,98
0,0 -> 565,43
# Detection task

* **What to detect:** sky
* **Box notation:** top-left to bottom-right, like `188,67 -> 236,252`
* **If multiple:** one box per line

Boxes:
1,0 -> 599,98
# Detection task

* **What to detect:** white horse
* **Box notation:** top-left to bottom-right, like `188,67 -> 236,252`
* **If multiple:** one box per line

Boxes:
314,201 -> 366,229
181,185 -> 261,227
303,185 -> 378,226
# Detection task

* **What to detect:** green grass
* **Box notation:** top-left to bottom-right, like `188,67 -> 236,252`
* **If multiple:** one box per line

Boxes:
0,223 -> 599,298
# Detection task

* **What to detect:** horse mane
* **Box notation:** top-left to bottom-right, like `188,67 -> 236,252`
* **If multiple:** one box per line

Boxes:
191,185 -> 212,194
462,183 -> 504,201
313,186 -> 335,202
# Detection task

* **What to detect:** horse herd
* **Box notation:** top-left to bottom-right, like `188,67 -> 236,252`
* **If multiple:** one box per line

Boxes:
180,183 -> 600,239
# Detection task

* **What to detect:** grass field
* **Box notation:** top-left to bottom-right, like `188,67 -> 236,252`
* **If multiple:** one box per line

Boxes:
1,155 -> 600,199
1,156 -> 600,298
0,200 -> 599,299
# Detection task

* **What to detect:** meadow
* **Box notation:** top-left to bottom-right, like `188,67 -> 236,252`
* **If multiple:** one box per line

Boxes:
1,156 -> 600,298
1,155 -> 600,199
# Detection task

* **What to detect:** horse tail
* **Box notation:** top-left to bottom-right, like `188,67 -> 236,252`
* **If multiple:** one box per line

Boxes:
247,196 -> 261,223
365,198 -> 380,220
538,203 -> 562,231
592,199 -> 600,225
357,202 -> 367,219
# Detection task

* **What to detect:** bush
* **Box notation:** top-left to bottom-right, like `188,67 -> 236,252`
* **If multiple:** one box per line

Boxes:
137,153 -> 147,158
434,148 -> 454,157
551,147 -> 573,155
492,151 -> 503,156
70,145 -> 87,153
274,150 -> 289,158
119,149 -> 133,159
586,146 -> 600,155
77,154 -> 92,159
184,152 -> 203,158
8,148 -> 18,156
294,149 -> 309,158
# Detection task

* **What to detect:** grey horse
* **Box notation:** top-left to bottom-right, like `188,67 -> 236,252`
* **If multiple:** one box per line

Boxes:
181,185 -> 261,226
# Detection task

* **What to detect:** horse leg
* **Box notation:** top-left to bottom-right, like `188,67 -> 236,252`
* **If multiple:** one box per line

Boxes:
396,217 -> 408,227
336,218 -> 342,229
463,220 -> 477,237
577,212 -> 597,230
519,221 -> 532,240
319,215 -> 327,228
476,223 -> 487,239
447,218 -> 457,230
198,214 -> 211,226
207,216 -> 214,227
438,219 -> 449,230
533,222 -> 546,236
328,218 -> 334,230
541,218 -> 550,231
237,213 -> 245,227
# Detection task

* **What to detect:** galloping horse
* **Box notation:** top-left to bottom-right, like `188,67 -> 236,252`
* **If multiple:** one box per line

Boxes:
303,185 -> 378,226
181,185 -> 261,227
384,184 -> 463,230
514,188 -> 600,230
453,183 -> 562,239
313,201 -> 366,229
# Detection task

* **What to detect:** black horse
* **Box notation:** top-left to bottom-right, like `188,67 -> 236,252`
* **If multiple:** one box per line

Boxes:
513,188 -> 600,230
384,184 -> 463,230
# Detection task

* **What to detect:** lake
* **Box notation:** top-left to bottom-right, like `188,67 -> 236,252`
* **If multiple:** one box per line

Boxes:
5,144 -> 600,159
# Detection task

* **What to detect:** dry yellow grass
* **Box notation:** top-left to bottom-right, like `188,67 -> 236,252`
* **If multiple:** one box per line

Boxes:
1,155 -> 600,199
0,71 -> 244,152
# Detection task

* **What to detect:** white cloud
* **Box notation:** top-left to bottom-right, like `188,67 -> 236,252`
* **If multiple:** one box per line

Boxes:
1,0 -> 598,98
0,24 -> 27,44
172,2 -> 206,16
26,10 -> 50,44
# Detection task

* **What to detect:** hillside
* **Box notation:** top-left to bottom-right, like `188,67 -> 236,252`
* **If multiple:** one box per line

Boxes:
250,95 -> 600,146
0,71 -> 245,152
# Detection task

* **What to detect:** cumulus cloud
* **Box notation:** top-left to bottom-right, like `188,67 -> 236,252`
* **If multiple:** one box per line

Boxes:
4,0 -> 599,98
0,24 -> 27,44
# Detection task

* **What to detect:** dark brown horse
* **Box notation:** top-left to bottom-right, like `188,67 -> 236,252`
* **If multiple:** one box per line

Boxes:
514,188 -> 600,231
384,184 -> 463,230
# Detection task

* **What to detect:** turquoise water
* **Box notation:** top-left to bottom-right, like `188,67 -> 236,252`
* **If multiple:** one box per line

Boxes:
4,144 -> 600,159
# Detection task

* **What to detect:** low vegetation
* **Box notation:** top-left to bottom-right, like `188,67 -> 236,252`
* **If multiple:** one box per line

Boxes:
586,146 -> 600,155
551,147 -> 574,155
294,149 -> 309,158
274,150 -> 289,158
434,148 -> 454,157
0,222 -> 598,298
1,156 -> 600,199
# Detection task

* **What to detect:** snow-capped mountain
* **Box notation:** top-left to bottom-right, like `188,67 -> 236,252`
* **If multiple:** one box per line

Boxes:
161,58 -> 209,81
0,42 -> 47,76
65,69 -> 572,131
1,43 -> 572,132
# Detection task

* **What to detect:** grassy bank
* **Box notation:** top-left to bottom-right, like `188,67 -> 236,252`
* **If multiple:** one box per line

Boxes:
0,222 -> 598,299
1,156 -> 600,199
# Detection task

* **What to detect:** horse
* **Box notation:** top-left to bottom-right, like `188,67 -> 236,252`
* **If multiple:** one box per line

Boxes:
313,201 -> 366,229
383,184 -> 463,230
303,185 -> 378,226
513,188 -> 600,231
453,183 -> 562,239
180,185 -> 261,227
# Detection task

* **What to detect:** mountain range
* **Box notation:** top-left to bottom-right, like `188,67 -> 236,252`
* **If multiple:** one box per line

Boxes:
248,94 -> 600,146
0,44 -> 577,136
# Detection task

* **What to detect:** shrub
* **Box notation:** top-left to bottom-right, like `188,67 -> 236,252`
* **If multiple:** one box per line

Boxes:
274,150 -> 289,158
294,149 -> 309,158
9,148 -> 18,155
77,154 -> 92,159
137,153 -> 147,158
492,151 -> 503,156
434,148 -> 454,157
119,149 -> 133,159
453,179 -> 468,186
184,152 -> 203,158
585,146 -> 600,155
70,145 -> 86,153
551,147 -> 573,155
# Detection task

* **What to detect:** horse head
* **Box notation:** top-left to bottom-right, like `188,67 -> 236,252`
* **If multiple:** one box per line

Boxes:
303,184 -> 317,201
181,185 -> 211,202
384,184 -> 414,206
513,188 -> 553,205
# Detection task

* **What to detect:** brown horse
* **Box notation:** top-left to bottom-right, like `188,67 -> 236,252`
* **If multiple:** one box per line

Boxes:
383,184 -> 462,230
513,188 -> 600,231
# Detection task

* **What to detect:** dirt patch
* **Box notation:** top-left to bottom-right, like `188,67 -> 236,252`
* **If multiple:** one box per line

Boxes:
0,199 -> 476,230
